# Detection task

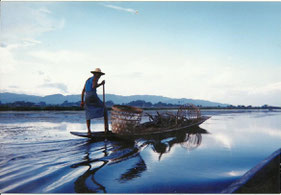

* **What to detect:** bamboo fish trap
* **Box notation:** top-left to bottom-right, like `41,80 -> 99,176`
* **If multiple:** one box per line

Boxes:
111,104 -> 204,136
111,105 -> 143,135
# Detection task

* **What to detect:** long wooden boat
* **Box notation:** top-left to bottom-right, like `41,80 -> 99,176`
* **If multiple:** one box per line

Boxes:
70,115 -> 210,141
131,116 -> 210,136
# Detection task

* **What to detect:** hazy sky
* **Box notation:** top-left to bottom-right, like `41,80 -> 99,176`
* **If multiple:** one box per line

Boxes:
0,2 -> 280,106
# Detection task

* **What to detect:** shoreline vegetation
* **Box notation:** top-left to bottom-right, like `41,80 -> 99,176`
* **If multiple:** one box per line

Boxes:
0,100 -> 280,111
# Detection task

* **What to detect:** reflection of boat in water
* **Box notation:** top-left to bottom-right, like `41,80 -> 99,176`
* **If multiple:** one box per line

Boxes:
180,133 -> 202,151
71,127 -> 208,192
146,127 -> 208,160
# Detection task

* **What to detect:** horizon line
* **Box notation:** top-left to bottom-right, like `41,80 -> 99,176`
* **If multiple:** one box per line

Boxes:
1,91 -> 279,107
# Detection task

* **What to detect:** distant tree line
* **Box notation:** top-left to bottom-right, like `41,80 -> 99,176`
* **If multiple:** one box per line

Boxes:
0,100 -> 280,111
0,100 -> 180,111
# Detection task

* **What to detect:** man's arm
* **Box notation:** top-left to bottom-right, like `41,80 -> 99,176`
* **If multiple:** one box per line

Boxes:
97,80 -> 105,88
92,77 -> 105,89
81,84 -> 86,108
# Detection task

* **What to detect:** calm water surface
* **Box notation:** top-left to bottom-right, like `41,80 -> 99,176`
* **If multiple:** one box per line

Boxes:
0,110 -> 280,193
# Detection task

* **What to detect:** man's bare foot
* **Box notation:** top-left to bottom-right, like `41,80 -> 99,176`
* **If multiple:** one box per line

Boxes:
87,131 -> 91,136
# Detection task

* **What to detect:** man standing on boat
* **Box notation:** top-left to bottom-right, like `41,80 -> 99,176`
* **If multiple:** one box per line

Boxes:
81,68 -> 108,136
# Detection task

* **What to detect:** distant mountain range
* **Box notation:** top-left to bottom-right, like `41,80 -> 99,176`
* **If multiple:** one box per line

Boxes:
0,92 -> 230,107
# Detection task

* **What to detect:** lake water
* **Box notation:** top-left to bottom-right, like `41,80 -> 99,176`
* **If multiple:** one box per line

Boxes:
0,110 -> 280,193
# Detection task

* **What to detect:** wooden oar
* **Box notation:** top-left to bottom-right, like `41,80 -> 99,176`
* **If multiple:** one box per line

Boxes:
103,83 -> 109,133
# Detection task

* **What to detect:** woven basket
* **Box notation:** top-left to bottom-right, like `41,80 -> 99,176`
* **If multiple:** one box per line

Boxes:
177,104 -> 201,120
111,105 -> 143,135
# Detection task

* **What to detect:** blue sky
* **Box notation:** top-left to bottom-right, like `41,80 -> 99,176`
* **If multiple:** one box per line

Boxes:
0,2 -> 280,106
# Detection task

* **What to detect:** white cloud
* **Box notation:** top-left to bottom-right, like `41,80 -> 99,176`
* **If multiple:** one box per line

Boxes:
249,82 -> 281,95
39,82 -> 69,93
0,47 -> 17,74
38,7 -> 52,14
28,50 -> 94,65
38,71 -> 45,75
171,53 -> 281,106
211,82 -> 281,106
22,39 -> 42,47
103,4 -> 138,14
8,85 -> 19,89
26,49 -> 100,94
1,3 -> 64,47
0,3 -> 69,96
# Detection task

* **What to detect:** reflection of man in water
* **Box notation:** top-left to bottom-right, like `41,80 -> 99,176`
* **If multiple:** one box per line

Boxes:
80,68 -> 106,136
72,141 -> 108,193
71,141 -> 146,193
